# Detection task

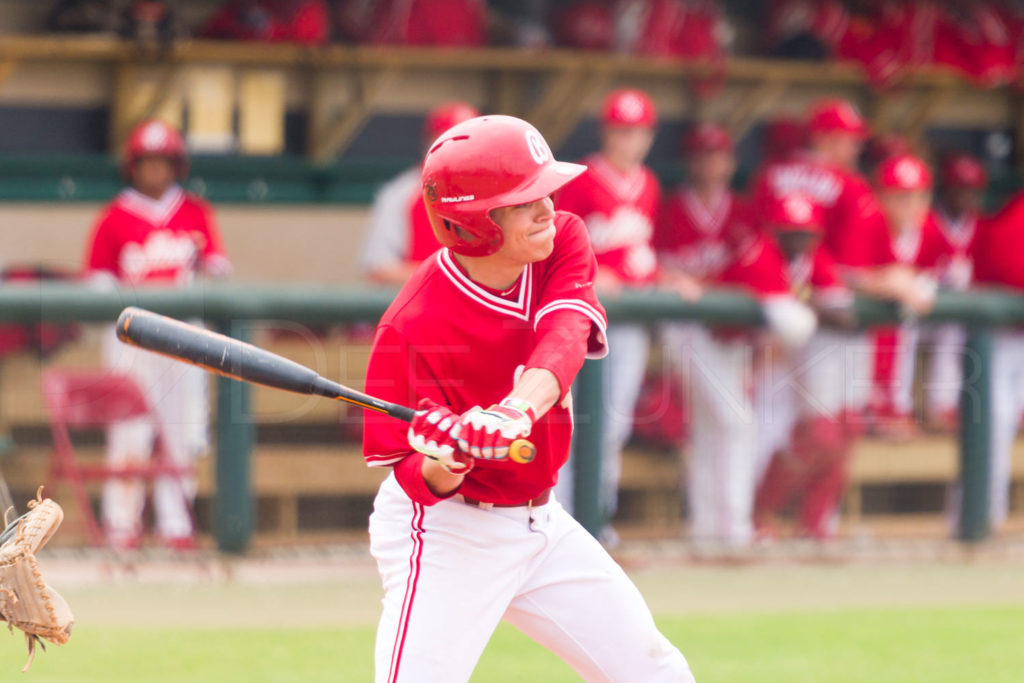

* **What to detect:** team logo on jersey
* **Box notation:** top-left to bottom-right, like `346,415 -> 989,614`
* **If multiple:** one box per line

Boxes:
424,180 -> 439,202
525,130 -> 550,165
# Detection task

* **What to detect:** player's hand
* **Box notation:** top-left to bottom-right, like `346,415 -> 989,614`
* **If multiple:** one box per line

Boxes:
664,271 -> 704,302
407,398 -> 473,475
457,398 -> 536,460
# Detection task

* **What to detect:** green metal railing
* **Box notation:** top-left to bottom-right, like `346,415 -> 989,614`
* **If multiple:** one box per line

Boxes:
2,283 -> 1022,550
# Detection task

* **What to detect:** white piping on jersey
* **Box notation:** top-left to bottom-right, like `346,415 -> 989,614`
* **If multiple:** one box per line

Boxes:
437,249 -> 533,321
893,227 -> 923,265
534,298 -> 610,359
587,154 -> 648,204
365,453 -> 407,467
934,209 -> 976,251
116,185 -> 186,227
680,187 -> 732,236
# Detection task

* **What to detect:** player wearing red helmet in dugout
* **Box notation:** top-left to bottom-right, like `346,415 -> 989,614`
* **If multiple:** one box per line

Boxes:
743,194 -> 857,540
84,119 -> 232,550
360,101 -> 480,285
868,154 -> 956,441
362,115 -> 693,682
655,121 -> 781,549
751,99 -> 934,433
553,89 -> 667,541
919,154 -> 990,432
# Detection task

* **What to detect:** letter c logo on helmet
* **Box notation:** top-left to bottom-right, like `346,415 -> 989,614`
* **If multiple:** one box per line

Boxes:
525,130 -> 550,165
421,115 -> 585,257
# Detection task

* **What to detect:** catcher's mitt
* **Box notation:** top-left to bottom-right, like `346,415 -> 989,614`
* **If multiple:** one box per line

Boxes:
0,488 -> 73,671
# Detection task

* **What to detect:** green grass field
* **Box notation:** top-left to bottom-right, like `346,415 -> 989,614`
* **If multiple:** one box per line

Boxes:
11,558 -> 1024,681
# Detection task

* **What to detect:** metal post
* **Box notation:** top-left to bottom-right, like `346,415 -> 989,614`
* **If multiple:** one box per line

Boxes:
959,328 -> 992,541
572,359 -> 605,538
214,319 -> 255,553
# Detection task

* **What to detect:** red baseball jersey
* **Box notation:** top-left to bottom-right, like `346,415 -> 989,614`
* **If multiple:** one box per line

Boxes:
972,191 -> 1024,290
752,155 -> 897,270
888,211 -> 956,272
653,187 -> 750,281
85,186 -> 230,284
363,211 -> 608,505
555,154 -> 661,285
932,208 -> 979,290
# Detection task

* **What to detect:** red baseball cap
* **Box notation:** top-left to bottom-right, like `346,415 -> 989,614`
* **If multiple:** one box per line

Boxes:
601,89 -> 657,128
807,98 -> 868,138
876,154 -> 933,191
762,194 -> 825,233
423,102 -> 481,142
940,153 -> 987,189
762,118 -> 806,161
683,122 -> 733,154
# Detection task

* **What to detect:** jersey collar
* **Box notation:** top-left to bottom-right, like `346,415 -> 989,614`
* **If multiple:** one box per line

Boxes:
117,185 -> 185,227
437,249 -> 533,321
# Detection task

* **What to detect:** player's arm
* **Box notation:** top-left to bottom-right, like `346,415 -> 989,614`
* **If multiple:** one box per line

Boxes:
457,214 -> 608,459
195,199 -> 233,279
360,173 -> 417,285
844,263 -> 935,316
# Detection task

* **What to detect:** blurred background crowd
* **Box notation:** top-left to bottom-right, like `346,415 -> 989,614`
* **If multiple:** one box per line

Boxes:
0,0 -> 1022,555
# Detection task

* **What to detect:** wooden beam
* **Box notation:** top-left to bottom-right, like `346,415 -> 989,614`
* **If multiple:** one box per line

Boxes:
902,86 -> 955,143
110,62 -> 182,153
543,71 -> 613,151
724,77 -> 789,141
0,61 -> 16,94
309,65 -> 399,162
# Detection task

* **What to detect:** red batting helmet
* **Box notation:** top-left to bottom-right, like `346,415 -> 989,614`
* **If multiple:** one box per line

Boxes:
762,118 -> 806,161
683,122 -> 733,154
762,194 -> 824,234
422,115 -> 586,257
423,102 -> 480,143
807,98 -> 868,138
122,119 -> 187,180
940,153 -> 987,189
601,89 -> 657,128
876,154 -> 933,191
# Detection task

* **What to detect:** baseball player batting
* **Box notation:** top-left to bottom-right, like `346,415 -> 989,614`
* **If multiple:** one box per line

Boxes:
362,115 -> 692,682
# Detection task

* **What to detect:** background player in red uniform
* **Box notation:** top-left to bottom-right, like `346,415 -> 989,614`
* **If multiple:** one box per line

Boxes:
362,115 -> 692,682
554,89 -> 661,538
867,154 -> 954,440
970,189 -> 1024,531
85,119 -> 232,549
752,98 -> 934,419
751,194 -> 856,539
923,153 -> 989,431
360,101 -> 479,285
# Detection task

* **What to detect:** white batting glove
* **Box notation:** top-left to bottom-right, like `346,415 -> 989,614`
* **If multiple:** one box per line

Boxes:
457,398 -> 536,460
407,398 -> 473,474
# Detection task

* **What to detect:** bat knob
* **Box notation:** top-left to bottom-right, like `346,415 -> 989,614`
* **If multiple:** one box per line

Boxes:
508,439 -> 536,464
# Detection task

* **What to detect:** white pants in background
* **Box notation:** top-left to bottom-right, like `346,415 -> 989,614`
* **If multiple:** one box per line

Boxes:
553,324 -> 648,519
987,330 -> 1024,528
101,326 -> 208,540
667,325 -> 756,548
369,474 -> 693,683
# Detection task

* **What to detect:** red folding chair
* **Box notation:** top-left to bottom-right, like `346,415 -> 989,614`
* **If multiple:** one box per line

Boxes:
40,368 -> 196,547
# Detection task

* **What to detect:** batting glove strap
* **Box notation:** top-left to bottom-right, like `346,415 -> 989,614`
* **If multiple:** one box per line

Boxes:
408,398 -> 473,475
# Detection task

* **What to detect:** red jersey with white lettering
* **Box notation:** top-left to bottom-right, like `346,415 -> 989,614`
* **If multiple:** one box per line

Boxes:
363,212 -> 608,505
888,211 -> 956,272
85,186 -> 230,284
752,154 -> 897,270
653,186 -> 750,281
932,207 -> 979,290
555,154 -> 661,285
973,191 -> 1024,291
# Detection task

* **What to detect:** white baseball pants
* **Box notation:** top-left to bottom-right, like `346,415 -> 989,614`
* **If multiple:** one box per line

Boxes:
369,474 -> 693,683
987,329 -> 1024,528
101,326 -> 208,540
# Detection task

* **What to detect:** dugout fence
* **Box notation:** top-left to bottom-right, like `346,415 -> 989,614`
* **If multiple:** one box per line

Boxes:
0,283 -> 1021,551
